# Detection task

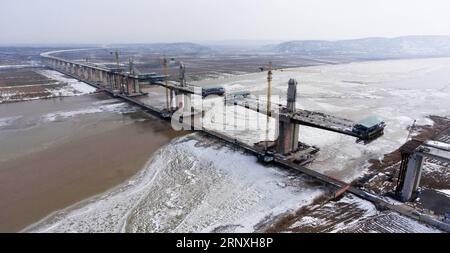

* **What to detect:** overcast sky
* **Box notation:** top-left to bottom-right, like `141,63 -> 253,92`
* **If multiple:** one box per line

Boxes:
1,0 -> 450,44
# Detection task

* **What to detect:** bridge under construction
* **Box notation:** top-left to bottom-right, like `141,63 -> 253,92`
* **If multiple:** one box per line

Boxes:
40,49 -> 450,232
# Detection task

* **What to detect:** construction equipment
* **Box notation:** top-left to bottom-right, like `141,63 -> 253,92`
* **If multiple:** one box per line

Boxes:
179,61 -> 186,87
162,56 -> 170,110
109,50 -> 120,69
352,116 -> 386,142
128,57 -> 135,75
405,119 -> 417,142
265,62 -> 273,151
202,86 -> 225,97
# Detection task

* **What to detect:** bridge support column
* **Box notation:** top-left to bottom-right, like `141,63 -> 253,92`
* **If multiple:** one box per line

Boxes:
81,67 -> 86,80
106,73 -> 113,89
400,153 -> 424,202
112,74 -> 119,90
277,79 -> 300,155
95,70 -> 101,83
75,65 -> 81,78
169,88 -> 174,110
108,73 -> 113,88
134,79 -> 140,94
125,77 -> 134,94
119,75 -> 125,93
92,69 -> 97,82
88,68 -> 93,81
99,71 -> 105,86
183,94 -> 192,114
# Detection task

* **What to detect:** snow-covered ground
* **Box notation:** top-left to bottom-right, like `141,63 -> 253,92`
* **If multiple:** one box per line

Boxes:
24,57 -> 450,233
0,61 -> 44,70
194,57 -> 450,181
24,136 -> 325,232
37,70 -> 97,96
437,189 -> 450,196
0,64 -> 36,69
1,70 -> 97,103
287,195 -> 441,233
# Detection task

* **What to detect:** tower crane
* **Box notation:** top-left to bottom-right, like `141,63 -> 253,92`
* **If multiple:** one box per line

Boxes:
265,62 -> 273,151
162,56 -> 170,110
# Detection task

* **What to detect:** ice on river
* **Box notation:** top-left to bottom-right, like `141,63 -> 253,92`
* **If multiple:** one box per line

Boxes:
37,70 -> 97,95
195,57 -> 450,181
24,136 -> 325,232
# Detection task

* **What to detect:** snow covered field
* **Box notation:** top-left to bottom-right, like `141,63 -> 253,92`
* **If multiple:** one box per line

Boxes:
286,195 -> 440,233
37,70 -> 97,96
25,57 -> 450,233
0,70 -> 97,103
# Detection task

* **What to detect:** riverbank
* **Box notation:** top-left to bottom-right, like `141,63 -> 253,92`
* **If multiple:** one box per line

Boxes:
0,94 -> 186,232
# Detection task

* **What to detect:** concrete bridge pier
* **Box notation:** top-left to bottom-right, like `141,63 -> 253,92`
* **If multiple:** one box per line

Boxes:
87,68 -> 91,81
76,65 -> 81,78
183,93 -> 192,114
277,79 -> 300,155
400,153 -> 424,202
88,68 -> 93,82
92,69 -> 98,83
168,88 -> 175,110
125,77 -> 135,94
112,73 -> 120,91
119,75 -> 126,94
100,71 -> 107,87
68,63 -> 73,75
107,72 -> 113,88
134,79 -> 141,94
83,67 -> 88,80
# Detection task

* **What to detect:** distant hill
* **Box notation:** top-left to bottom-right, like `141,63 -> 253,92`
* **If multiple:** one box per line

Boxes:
113,43 -> 212,55
271,36 -> 450,58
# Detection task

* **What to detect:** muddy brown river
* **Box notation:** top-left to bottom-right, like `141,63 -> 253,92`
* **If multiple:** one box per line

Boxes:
0,94 -> 185,232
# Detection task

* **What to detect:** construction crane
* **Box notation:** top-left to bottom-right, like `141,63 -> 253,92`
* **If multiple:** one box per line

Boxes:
109,50 -> 120,69
265,62 -> 273,151
128,57 -> 134,75
162,56 -> 170,110
405,119 -> 417,142
179,61 -> 186,87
